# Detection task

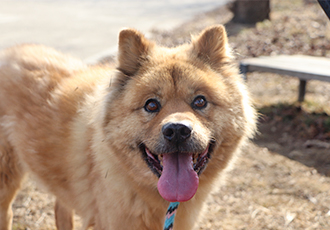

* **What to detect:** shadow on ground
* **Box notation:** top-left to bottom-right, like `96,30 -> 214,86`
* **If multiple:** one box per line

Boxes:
254,104 -> 330,176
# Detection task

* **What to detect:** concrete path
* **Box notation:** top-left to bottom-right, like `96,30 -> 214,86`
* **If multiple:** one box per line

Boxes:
0,0 -> 227,61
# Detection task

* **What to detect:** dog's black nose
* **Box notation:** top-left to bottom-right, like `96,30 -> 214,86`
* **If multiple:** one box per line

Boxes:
162,123 -> 192,142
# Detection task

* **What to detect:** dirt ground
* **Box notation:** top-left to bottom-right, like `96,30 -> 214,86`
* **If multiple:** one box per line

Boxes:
12,0 -> 330,229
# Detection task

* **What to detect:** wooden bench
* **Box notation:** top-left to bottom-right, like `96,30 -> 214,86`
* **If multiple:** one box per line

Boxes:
240,55 -> 330,102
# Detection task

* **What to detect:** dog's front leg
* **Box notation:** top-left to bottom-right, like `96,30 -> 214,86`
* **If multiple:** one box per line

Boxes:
0,196 -> 14,230
0,132 -> 25,230
55,199 -> 74,230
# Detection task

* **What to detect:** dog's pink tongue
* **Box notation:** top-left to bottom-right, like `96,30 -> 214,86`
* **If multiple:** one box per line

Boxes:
157,153 -> 199,202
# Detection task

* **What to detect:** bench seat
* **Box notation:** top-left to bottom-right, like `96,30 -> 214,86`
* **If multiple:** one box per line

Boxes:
240,55 -> 330,101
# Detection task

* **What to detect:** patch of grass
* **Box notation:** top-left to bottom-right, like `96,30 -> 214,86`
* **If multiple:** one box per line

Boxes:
12,223 -> 25,230
302,100 -> 329,115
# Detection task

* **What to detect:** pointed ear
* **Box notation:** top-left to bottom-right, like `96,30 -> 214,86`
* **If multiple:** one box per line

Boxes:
117,28 -> 153,76
191,25 -> 231,70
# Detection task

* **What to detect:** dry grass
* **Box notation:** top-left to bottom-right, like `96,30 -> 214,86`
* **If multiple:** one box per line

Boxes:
12,0 -> 330,229
13,181 -> 56,230
200,143 -> 330,230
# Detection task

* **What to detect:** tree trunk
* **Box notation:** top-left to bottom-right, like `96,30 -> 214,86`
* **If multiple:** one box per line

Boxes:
229,0 -> 270,24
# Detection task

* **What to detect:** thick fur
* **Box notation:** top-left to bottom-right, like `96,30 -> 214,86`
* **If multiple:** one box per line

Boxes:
0,25 -> 256,230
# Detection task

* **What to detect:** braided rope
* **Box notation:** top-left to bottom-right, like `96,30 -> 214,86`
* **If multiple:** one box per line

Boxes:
163,202 -> 180,230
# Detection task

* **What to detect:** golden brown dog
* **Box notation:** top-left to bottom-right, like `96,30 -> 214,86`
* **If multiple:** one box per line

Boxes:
0,25 -> 256,229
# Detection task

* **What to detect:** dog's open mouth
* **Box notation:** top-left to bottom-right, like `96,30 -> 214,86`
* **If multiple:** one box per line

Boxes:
140,142 -> 214,202
143,145 -> 212,178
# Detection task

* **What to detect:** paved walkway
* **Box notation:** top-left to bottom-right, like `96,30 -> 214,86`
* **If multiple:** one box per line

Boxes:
0,0 -> 227,62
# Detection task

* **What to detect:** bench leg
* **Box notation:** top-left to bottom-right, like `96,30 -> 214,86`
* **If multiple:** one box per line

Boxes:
239,63 -> 248,81
298,80 -> 307,102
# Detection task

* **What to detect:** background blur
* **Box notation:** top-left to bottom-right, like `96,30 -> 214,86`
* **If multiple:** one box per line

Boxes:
0,0 -> 228,60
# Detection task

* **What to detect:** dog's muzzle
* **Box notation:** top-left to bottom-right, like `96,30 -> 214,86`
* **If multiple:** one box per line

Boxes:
140,122 -> 214,202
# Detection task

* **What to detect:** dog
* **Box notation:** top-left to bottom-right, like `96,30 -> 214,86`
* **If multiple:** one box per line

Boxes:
0,25 -> 256,230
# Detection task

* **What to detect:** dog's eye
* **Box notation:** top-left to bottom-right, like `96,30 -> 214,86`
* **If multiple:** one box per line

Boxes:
144,99 -> 161,113
192,95 -> 207,110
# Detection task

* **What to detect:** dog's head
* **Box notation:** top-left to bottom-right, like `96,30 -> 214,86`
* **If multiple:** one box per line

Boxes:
101,25 -> 256,202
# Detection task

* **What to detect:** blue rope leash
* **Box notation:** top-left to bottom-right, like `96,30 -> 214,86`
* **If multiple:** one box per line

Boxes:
163,202 -> 180,230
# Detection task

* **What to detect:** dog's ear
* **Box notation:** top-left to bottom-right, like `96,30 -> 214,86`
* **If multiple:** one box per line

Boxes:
191,25 -> 231,70
117,28 -> 153,76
